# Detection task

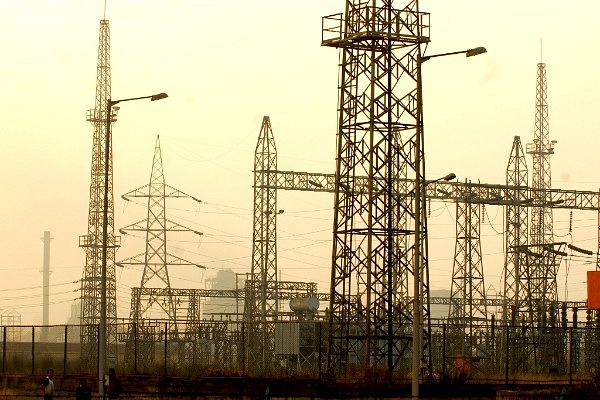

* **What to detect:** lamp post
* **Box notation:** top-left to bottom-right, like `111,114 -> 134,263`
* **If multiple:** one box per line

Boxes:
421,47 -> 487,63
412,46 -> 486,400
100,92 -> 167,397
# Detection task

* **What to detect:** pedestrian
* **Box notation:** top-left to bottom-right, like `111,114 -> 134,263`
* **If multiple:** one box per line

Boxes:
105,368 -> 122,400
75,378 -> 92,400
41,368 -> 54,400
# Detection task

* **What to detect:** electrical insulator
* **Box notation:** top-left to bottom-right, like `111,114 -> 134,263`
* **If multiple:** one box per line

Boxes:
569,210 -> 573,233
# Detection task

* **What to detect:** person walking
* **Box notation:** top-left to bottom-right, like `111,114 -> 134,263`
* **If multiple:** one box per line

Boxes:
105,368 -> 122,400
41,368 -> 54,400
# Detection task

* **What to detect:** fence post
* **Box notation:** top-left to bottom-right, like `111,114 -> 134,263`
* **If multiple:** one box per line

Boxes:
31,326 -> 35,376
97,324 -> 100,378
164,322 -> 168,378
134,322 -> 138,375
2,326 -> 6,376
569,327 -> 573,385
241,322 -> 245,377
442,323 -> 446,380
491,315 -> 496,370
504,325 -> 509,385
318,321 -> 322,381
63,325 -> 68,376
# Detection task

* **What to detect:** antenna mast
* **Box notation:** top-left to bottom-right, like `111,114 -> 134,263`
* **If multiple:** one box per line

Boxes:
79,18 -> 119,369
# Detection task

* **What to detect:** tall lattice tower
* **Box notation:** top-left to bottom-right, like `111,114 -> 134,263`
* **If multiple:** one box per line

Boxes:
527,63 -> 555,246
78,19 -> 119,368
502,136 -> 530,372
119,135 -> 203,326
322,1 -> 430,375
448,182 -> 488,369
118,135 -> 203,368
503,135 -> 529,324
524,62 -> 565,373
245,116 -> 280,374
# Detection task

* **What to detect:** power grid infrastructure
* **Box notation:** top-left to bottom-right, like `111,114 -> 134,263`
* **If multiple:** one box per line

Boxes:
74,0 -> 600,388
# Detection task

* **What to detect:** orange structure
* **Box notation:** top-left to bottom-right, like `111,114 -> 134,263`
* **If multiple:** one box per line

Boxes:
587,271 -> 600,309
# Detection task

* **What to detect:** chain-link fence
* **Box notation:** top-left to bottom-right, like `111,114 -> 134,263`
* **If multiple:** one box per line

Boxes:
428,322 -> 599,384
1,321 -> 598,383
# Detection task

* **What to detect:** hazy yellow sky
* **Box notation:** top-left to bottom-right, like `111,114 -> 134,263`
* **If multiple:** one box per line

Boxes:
1,0 -> 599,324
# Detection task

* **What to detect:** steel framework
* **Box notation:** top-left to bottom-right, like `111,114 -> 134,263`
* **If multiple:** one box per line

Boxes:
245,116 -> 280,373
502,135 -> 530,372
448,182 -> 488,370
527,63 -> 555,247
78,20 -> 119,368
267,170 -> 600,210
117,135 -> 203,368
512,242 -> 567,373
321,1 -> 430,375
118,135 -> 203,325
501,64 -> 566,375
503,136 -> 529,324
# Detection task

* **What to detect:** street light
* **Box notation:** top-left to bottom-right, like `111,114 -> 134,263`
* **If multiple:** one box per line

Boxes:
421,47 -> 487,62
413,46 -> 485,400
100,92 -> 167,397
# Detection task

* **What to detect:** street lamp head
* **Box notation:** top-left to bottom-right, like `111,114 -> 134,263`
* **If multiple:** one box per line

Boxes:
442,173 -> 457,181
465,47 -> 487,57
151,92 -> 168,101
421,47 -> 487,63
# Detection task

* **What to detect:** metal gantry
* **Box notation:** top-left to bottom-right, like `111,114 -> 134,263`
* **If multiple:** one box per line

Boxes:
78,19 -> 119,369
267,170 -> 600,210
253,165 -> 600,375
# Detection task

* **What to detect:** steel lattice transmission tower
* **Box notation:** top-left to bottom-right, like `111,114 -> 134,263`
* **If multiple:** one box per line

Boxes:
527,63 -> 555,247
79,19 -> 119,368
245,116 -> 280,373
118,135 -> 203,368
503,135 -> 529,324
448,183 -> 488,368
322,1 -> 430,375
119,135 -> 203,326
502,135 -> 532,373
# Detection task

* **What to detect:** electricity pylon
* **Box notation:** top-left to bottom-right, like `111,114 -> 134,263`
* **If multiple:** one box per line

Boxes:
119,135 -> 203,324
244,116 -> 280,374
118,135 -> 203,368
322,1 -> 430,376
502,135 -> 530,373
448,181 -> 488,370
78,19 -> 119,369
503,135 -> 529,324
